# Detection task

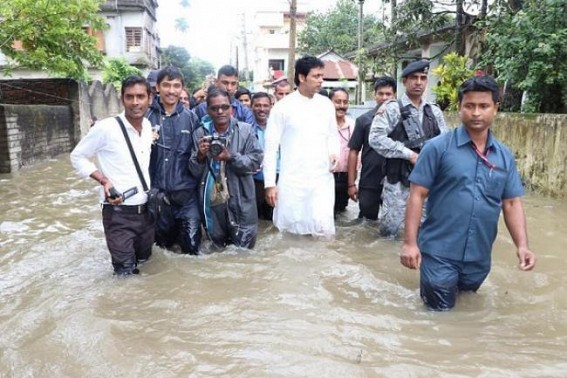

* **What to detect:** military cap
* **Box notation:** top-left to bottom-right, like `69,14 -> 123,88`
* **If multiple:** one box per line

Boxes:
147,69 -> 160,87
401,60 -> 430,78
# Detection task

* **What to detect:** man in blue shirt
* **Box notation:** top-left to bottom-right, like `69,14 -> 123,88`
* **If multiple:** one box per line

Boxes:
193,65 -> 256,126
401,75 -> 537,311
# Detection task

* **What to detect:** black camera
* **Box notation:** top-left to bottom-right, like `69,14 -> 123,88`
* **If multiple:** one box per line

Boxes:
107,186 -> 138,201
203,135 -> 228,157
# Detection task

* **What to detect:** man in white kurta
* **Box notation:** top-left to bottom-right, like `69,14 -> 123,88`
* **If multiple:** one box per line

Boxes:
264,56 -> 340,237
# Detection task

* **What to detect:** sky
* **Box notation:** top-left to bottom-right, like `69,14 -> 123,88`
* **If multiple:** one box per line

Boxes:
157,0 -> 384,70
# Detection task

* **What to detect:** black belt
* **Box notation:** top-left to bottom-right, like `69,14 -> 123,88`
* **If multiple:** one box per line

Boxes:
333,172 -> 348,178
103,204 -> 147,214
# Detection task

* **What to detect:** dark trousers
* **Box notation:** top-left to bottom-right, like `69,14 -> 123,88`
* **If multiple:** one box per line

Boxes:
208,203 -> 257,249
334,172 -> 349,214
254,179 -> 274,221
420,253 -> 491,311
358,186 -> 383,221
155,194 -> 201,255
102,206 -> 155,273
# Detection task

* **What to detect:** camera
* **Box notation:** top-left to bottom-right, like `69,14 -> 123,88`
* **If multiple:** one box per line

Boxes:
203,135 -> 228,157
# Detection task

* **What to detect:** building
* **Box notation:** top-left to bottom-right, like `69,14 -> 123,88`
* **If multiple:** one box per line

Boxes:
246,9 -> 307,92
0,0 -> 160,79
318,50 -> 359,100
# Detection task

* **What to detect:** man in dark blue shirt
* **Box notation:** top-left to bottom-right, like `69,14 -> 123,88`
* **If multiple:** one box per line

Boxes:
402,75 -> 537,311
193,65 -> 255,126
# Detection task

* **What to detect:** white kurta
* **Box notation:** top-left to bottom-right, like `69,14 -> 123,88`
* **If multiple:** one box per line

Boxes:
264,91 -> 340,236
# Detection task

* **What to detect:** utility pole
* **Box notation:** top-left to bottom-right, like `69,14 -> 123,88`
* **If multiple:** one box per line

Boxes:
356,0 -> 365,104
287,0 -> 297,85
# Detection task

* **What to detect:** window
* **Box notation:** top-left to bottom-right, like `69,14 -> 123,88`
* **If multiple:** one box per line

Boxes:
125,27 -> 142,52
269,59 -> 285,71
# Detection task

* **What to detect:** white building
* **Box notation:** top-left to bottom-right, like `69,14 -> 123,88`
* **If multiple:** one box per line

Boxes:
0,0 -> 160,80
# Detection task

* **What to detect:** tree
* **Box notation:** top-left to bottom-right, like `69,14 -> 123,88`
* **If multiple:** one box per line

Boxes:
161,45 -> 214,91
102,58 -> 142,91
480,0 -> 567,113
0,0 -> 106,80
298,0 -> 385,56
432,52 -> 473,111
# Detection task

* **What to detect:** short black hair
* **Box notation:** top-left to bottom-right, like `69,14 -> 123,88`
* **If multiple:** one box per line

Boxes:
235,87 -> 251,100
294,56 -> 325,86
157,66 -> 185,86
217,65 -> 238,78
374,76 -> 397,93
458,75 -> 499,104
206,87 -> 230,107
251,91 -> 271,104
121,75 -> 151,97
329,88 -> 349,100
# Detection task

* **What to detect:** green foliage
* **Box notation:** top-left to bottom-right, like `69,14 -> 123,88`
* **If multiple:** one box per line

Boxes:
480,0 -> 567,113
0,0 -> 106,80
161,45 -> 215,91
298,0 -> 385,56
102,58 -> 142,91
432,52 -> 473,111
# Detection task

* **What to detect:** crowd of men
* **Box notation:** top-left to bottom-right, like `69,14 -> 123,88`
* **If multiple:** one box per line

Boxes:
70,55 -> 536,311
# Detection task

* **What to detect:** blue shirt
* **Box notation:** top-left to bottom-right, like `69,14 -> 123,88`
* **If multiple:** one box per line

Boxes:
194,97 -> 256,127
253,124 -> 280,181
409,125 -> 524,262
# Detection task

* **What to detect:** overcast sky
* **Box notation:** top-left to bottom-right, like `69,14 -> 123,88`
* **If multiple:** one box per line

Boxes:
157,0 -> 384,70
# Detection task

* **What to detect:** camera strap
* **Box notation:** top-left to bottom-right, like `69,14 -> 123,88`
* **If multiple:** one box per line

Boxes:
115,116 -> 149,192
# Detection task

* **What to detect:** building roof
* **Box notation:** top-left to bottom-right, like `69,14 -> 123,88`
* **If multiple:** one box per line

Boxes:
318,51 -> 358,81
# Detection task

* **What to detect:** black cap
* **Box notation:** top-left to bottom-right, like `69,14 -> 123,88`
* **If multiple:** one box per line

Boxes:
147,69 -> 160,87
401,60 -> 430,78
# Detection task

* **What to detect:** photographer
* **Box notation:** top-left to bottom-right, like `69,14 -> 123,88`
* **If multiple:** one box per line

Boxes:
70,75 -> 154,276
189,88 -> 263,249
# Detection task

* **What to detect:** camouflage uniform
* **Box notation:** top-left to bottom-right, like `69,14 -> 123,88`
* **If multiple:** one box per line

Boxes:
369,93 -> 448,238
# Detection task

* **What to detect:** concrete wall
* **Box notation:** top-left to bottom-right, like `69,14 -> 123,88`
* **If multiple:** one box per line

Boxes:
0,79 -> 121,173
444,112 -> 567,199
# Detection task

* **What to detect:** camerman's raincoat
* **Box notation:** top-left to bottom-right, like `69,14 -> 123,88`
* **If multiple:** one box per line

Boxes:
189,118 -> 263,249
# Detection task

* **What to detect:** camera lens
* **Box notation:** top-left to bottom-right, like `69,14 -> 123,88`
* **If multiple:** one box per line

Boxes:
210,141 -> 224,156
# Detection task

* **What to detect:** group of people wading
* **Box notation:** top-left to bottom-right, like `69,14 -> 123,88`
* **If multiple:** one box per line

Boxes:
71,56 -> 536,311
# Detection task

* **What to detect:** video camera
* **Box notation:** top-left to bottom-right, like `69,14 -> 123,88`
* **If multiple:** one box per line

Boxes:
202,135 -> 228,157
107,186 -> 138,201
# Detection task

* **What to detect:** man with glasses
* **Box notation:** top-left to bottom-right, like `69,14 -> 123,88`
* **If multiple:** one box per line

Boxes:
189,88 -> 263,249
146,66 -> 202,255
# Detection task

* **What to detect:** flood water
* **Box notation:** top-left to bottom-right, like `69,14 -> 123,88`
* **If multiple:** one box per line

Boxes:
1,156 -> 566,377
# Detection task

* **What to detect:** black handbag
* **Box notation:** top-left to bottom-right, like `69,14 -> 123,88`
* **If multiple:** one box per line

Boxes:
115,116 -> 163,221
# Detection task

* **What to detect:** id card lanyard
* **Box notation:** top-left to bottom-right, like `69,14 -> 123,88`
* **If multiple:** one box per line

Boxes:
471,142 -> 496,177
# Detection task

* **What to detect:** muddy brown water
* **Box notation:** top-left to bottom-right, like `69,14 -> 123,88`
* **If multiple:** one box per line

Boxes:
1,156 -> 565,377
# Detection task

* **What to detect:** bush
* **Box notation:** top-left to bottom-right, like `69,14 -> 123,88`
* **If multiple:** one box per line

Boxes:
432,53 -> 473,111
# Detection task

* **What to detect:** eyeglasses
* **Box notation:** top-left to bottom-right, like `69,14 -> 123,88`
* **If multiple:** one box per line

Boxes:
208,104 -> 231,113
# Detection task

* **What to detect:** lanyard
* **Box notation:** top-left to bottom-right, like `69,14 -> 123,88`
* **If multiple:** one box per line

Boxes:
338,125 -> 351,142
471,142 -> 496,175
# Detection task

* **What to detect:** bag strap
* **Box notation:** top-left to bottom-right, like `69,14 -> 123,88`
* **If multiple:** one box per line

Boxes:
115,116 -> 149,192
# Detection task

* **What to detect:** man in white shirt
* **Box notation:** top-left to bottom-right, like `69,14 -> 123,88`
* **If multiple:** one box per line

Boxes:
264,56 -> 340,237
70,76 -> 155,276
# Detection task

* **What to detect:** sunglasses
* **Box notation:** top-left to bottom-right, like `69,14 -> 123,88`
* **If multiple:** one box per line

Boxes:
208,104 -> 231,113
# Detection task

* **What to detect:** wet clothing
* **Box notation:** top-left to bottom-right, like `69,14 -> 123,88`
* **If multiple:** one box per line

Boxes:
194,97 -> 255,126
264,91 -> 340,237
410,125 -> 525,310
348,106 -> 385,220
102,205 -> 154,274
420,253 -> 490,311
189,118 -> 263,249
369,93 -> 447,237
70,113 -> 154,274
146,100 -> 202,254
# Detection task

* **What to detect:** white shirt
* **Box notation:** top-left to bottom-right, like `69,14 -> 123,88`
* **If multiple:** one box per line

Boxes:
70,113 -> 153,205
264,91 -> 340,236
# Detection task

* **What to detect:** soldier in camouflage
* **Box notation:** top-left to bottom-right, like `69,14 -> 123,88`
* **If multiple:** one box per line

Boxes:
369,60 -> 448,238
